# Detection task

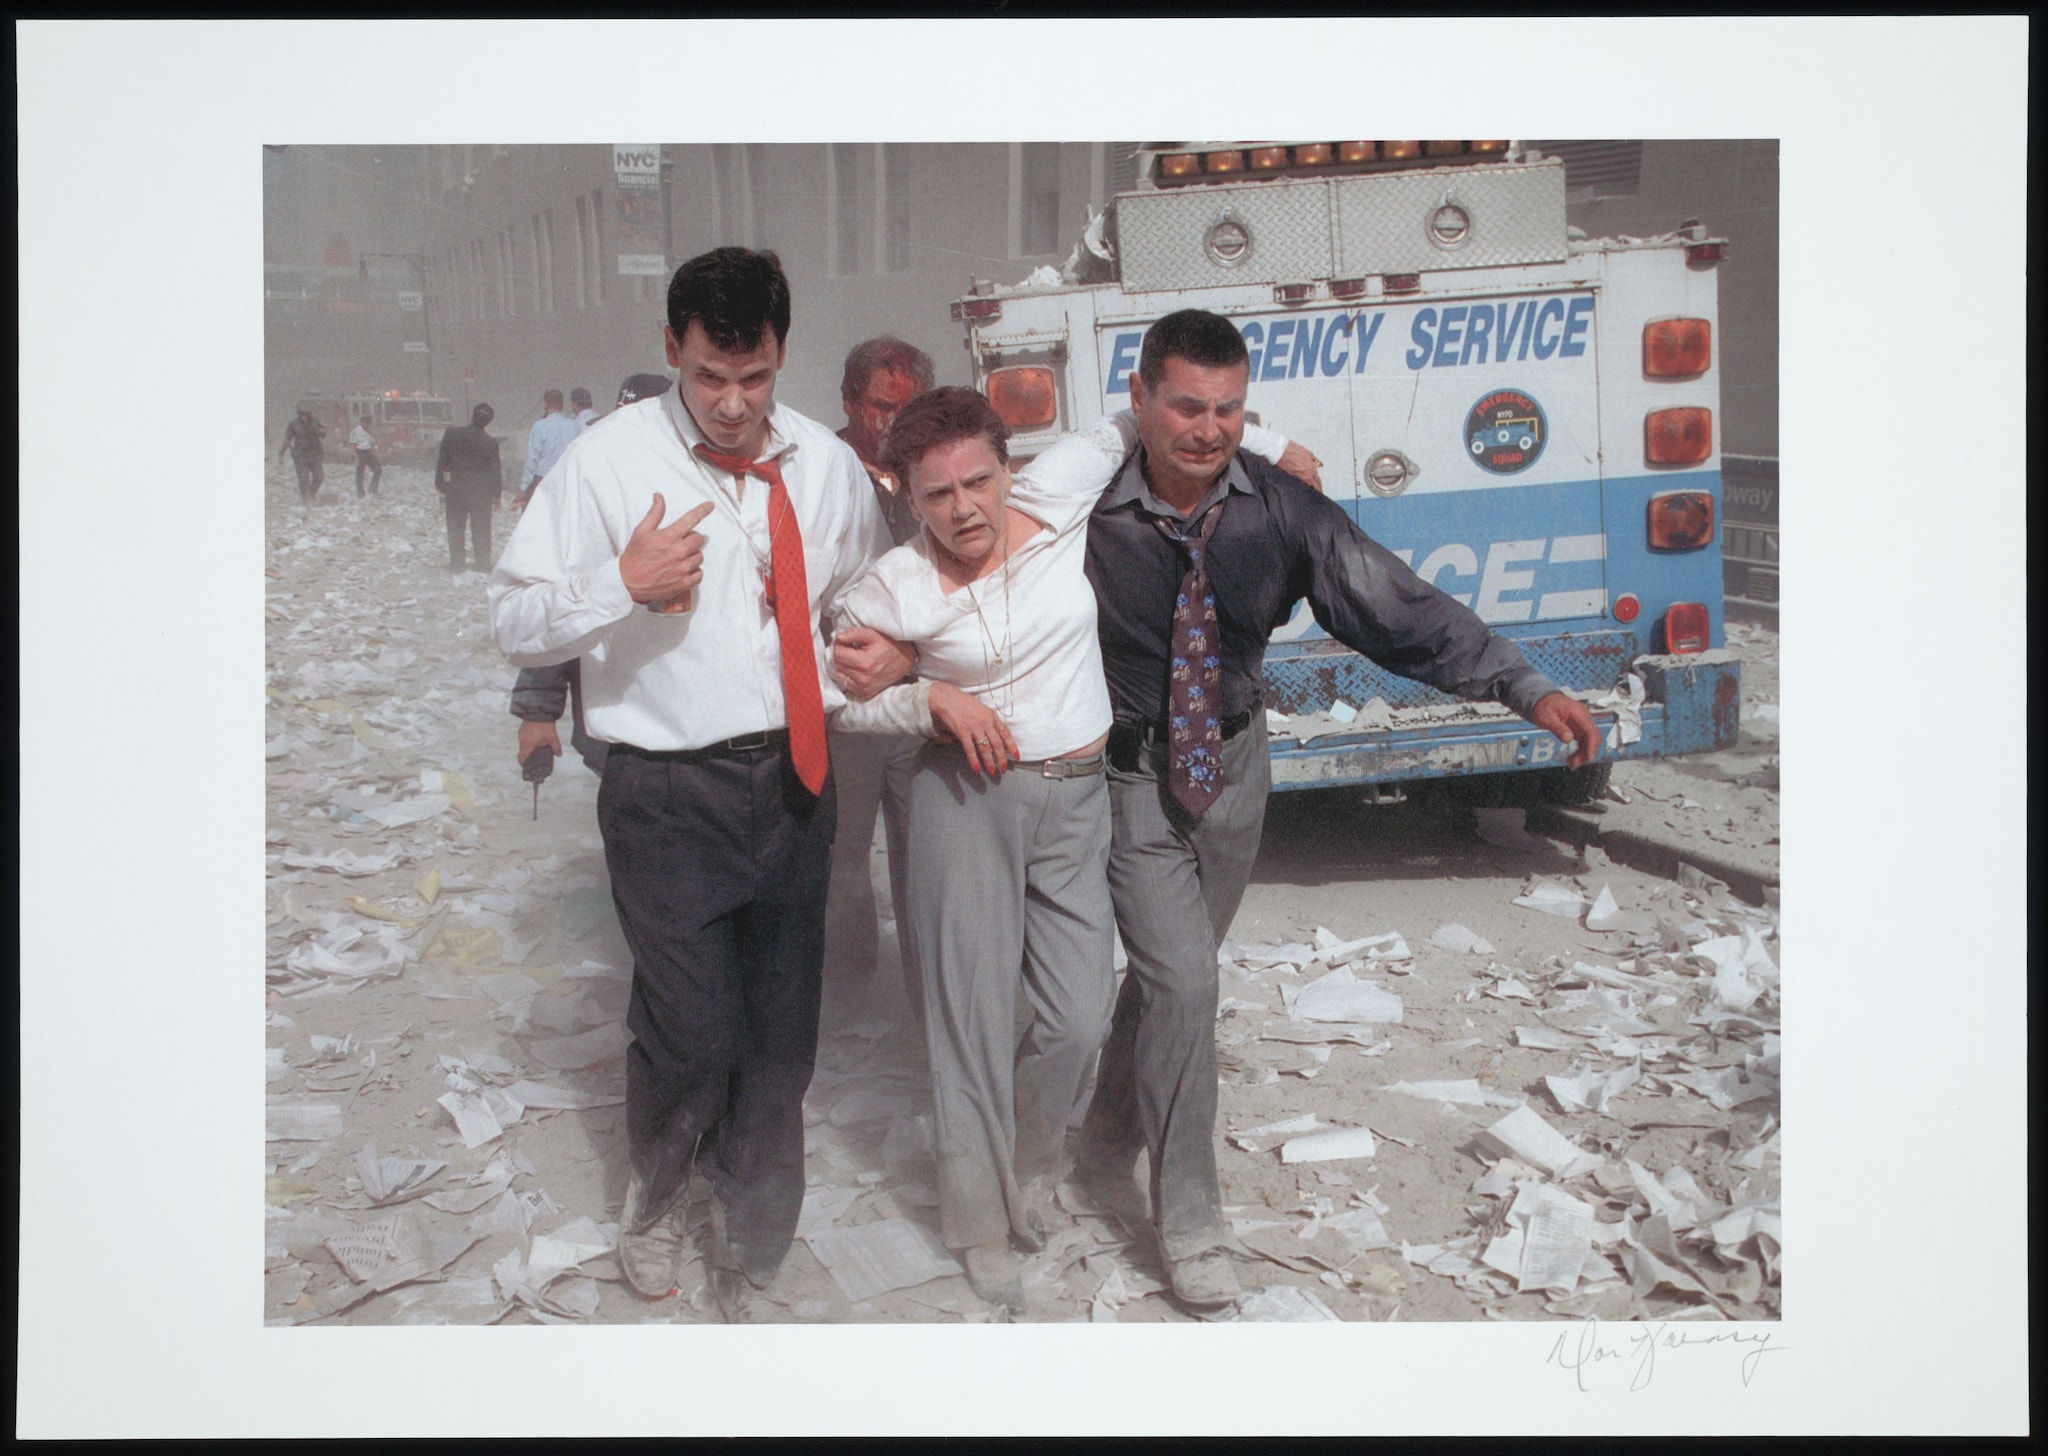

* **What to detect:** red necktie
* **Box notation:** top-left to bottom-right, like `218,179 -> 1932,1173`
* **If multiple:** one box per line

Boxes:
693,444 -> 829,797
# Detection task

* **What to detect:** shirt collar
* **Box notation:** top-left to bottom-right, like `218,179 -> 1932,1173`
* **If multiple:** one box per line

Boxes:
662,388 -> 793,462
1106,447 -> 1255,520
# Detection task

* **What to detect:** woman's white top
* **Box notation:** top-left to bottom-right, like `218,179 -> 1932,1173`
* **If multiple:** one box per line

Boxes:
832,413 -> 1290,761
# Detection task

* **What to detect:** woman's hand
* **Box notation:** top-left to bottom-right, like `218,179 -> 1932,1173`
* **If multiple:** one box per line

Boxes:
928,682 -> 1019,779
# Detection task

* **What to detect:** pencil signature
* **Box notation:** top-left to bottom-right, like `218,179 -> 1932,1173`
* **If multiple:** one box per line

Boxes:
1545,1318 -> 1783,1392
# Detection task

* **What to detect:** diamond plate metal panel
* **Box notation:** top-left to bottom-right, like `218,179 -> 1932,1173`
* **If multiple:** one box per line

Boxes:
1263,630 -> 1641,716
1116,180 -> 1332,294
1332,161 -> 1567,277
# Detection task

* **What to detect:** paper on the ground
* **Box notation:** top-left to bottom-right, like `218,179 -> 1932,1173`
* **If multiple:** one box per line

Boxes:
1284,966 -> 1403,1024
1514,878 -> 1590,919
267,1100 -> 345,1142
796,1185 -> 865,1237
1544,1062 -> 1641,1115
1312,928 -> 1412,966
1480,1105 -> 1603,1179
526,1021 -> 631,1070
528,1215 -> 616,1273
1511,1182 -> 1597,1293
423,1174 -> 512,1215
1280,1126 -> 1377,1163
1382,1078 -> 1520,1108
1321,1206 -> 1393,1253
437,1086 -> 525,1149
801,1217 -> 962,1304
1585,884 -> 1622,929
1260,1022 -> 1384,1048
504,1078 -> 624,1111
1430,923 -> 1495,955
356,1142 -> 445,1203
279,846 -> 412,877
1514,1025 -> 1576,1051
1232,1283 -> 1342,1321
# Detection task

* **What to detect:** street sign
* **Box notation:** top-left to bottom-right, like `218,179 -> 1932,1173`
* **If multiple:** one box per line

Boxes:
403,341 -> 429,353
397,290 -> 423,311
613,144 -> 660,189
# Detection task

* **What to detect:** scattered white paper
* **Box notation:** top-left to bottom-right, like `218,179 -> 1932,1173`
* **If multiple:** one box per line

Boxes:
1430,923 -> 1495,955
1382,1079 -> 1519,1108
1280,1126 -> 1378,1164
1514,880 -> 1590,919
1232,1284 -> 1342,1321
801,1217 -> 962,1304
1585,884 -> 1622,929
1480,1105 -> 1603,1179
267,1100 -> 344,1142
1284,966 -> 1404,1024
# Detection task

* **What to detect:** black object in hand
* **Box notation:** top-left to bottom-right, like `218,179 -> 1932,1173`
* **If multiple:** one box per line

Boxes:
523,743 -> 555,818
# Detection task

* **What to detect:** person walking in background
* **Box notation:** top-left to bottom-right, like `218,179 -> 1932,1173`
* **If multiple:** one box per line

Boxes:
349,416 -> 382,497
517,388 -> 582,510
279,404 -> 327,508
436,402 -> 502,573
820,335 -> 937,1027
570,386 -> 599,429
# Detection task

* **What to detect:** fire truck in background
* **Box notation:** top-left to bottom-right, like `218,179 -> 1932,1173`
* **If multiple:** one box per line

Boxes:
300,389 -> 457,462
954,139 -> 1740,803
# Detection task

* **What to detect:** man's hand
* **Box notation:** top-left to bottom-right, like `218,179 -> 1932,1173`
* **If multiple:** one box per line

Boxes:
517,719 -> 562,766
1276,441 -> 1324,492
831,626 -> 916,702
618,494 -> 716,605
1527,691 -> 1601,769
928,682 -> 1019,779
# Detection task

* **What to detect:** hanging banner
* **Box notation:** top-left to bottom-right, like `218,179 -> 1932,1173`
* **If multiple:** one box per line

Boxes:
613,143 -> 665,276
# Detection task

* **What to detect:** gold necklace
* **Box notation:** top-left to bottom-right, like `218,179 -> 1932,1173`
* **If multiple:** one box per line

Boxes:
959,518 -> 1016,720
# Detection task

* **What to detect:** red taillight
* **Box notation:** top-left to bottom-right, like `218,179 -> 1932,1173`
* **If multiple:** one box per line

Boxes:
1646,407 -> 1712,465
1273,282 -> 1315,306
1663,603 -> 1710,653
1329,277 -> 1369,300
1643,318 -> 1711,378
1612,593 -> 1641,624
1383,273 -> 1422,295
986,367 -> 1057,430
950,296 -> 1002,322
1648,490 -> 1716,551
1686,241 -> 1726,268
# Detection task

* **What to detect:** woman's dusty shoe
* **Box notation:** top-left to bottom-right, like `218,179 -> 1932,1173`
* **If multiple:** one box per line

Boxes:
963,1238 -> 1026,1316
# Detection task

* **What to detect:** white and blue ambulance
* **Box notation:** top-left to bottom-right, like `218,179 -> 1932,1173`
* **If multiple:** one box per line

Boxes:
955,140 -> 1740,802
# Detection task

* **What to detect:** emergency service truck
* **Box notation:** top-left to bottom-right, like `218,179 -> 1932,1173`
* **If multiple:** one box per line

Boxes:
953,140 -> 1740,803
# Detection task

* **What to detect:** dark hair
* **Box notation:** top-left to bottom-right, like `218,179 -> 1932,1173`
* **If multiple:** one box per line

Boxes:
570,387 -> 593,407
841,336 -> 936,400
471,402 -> 495,427
879,387 -> 1010,486
1137,308 -> 1250,387
543,389 -> 565,410
666,246 -> 792,354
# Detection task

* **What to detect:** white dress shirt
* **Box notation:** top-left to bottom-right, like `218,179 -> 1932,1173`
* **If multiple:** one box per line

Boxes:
348,424 -> 374,451
832,414 -> 1292,759
489,389 -> 897,751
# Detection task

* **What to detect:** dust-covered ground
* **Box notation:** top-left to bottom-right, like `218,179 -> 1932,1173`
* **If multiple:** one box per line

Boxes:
265,464 -> 1780,1327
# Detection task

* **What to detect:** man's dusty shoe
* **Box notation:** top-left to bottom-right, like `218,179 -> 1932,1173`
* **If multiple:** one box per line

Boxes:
962,1238 -> 1026,1317
618,1174 -> 685,1300
1168,1248 -> 1242,1309
708,1263 -> 770,1324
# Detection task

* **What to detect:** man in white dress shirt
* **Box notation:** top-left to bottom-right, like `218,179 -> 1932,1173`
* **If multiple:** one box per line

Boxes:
489,247 -> 895,1319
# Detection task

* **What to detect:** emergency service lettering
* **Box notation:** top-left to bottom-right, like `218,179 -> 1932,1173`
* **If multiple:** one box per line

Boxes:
1407,295 -> 1593,369
1104,312 -> 1385,394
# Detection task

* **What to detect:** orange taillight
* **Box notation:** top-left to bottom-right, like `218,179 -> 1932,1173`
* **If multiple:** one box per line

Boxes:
1157,152 -> 1200,180
1382,140 -> 1421,161
1646,407 -> 1713,466
1203,149 -> 1245,174
1337,141 -> 1377,163
986,367 -> 1057,431
1647,490 -> 1716,551
1424,140 -> 1465,158
1248,146 -> 1290,171
1294,143 -> 1335,166
1662,602 -> 1710,654
1643,318 -> 1712,378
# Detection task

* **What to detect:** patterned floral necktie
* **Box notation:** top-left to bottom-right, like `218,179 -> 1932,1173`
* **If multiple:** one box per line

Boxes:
1157,501 -> 1227,818
693,444 -> 829,797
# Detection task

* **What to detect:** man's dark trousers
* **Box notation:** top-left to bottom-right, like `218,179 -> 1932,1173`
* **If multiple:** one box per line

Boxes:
599,739 -> 837,1283
445,489 -> 492,571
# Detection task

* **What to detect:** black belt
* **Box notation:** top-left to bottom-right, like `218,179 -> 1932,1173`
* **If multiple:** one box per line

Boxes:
1113,708 -> 1256,746
612,728 -> 789,761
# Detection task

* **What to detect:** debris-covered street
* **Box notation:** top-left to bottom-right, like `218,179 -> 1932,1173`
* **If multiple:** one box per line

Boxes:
265,469 -> 1781,1326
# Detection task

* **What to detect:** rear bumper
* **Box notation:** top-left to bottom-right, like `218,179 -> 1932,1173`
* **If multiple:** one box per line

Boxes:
1267,649 -> 1740,790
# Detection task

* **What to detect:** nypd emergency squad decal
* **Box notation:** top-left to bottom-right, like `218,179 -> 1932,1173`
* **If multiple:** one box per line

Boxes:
1465,388 -> 1547,475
